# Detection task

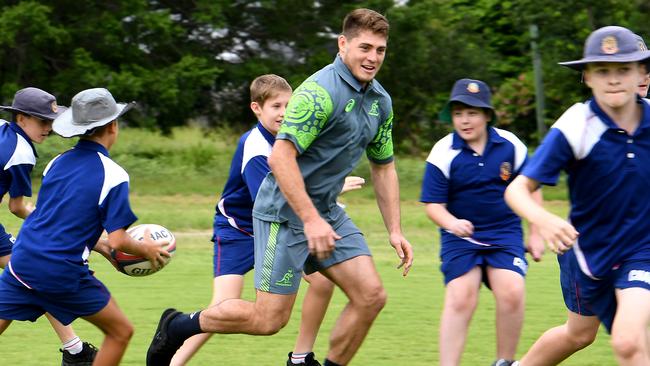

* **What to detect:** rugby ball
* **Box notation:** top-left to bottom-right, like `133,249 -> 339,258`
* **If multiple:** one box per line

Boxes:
110,224 -> 176,276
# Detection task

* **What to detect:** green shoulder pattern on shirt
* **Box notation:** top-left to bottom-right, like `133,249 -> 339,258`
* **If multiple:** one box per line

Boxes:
366,109 -> 394,162
280,81 -> 333,151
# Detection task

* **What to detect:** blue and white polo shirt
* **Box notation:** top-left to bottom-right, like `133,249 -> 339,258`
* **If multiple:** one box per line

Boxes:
421,127 -> 528,251
3,140 -> 137,292
214,122 -> 274,236
523,97 -> 650,279
0,120 -> 37,203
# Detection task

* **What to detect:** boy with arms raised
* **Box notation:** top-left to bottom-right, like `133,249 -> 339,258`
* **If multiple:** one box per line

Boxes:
421,79 -> 543,366
170,74 -> 363,366
147,8 -> 412,366
0,88 -> 170,366
0,87 -> 97,365
506,26 -> 650,365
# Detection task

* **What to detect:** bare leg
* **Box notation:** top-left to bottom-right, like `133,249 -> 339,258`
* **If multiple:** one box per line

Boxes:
171,275 -> 245,366
519,311 -> 599,366
198,290 -> 297,335
0,254 -> 9,268
439,267 -> 481,366
46,313 -> 79,344
320,255 -> 387,365
0,319 -> 12,334
611,288 -> 650,366
293,271 -> 335,354
487,267 -> 525,360
82,297 -> 134,366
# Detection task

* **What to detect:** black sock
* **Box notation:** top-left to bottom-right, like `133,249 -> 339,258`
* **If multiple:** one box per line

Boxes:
167,311 -> 203,344
324,359 -> 343,366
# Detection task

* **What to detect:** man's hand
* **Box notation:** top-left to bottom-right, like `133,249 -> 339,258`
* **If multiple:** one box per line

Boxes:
389,232 -> 413,276
304,216 -> 341,260
140,228 -> 172,269
526,231 -> 545,262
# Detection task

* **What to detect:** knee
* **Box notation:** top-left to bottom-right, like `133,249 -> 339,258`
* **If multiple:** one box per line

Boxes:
568,330 -> 596,350
611,332 -> 643,359
446,290 -> 478,315
496,291 -> 524,313
255,315 -> 290,335
307,275 -> 335,297
353,284 -> 387,314
110,321 -> 134,344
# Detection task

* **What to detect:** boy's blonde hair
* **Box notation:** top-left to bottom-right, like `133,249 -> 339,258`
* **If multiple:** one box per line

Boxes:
250,74 -> 292,106
342,8 -> 389,40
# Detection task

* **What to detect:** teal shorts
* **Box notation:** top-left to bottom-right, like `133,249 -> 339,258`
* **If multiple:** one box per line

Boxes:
253,212 -> 371,294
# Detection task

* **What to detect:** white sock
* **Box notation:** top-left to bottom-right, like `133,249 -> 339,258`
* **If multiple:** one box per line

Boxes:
63,336 -> 83,355
291,352 -> 310,364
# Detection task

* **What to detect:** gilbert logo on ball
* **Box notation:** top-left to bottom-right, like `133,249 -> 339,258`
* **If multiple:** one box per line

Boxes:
111,224 -> 176,276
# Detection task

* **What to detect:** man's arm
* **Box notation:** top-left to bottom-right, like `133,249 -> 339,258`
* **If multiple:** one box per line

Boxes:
505,175 -> 578,254
369,161 -> 413,276
526,188 -> 545,261
268,140 -> 340,260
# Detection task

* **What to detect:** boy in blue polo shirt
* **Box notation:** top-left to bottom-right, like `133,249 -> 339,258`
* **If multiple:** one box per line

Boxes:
506,26 -> 650,366
421,78 -> 543,366
0,87 -> 97,365
0,88 -> 171,366
170,74 -> 363,366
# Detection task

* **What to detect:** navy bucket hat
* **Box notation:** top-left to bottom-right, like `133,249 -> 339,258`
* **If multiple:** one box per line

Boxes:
559,26 -> 650,70
0,87 -> 67,121
439,78 -> 495,123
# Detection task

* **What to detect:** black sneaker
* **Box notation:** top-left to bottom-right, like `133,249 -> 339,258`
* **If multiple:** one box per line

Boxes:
286,352 -> 322,366
492,359 -> 515,366
146,308 -> 182,366
60,342 -> 98,366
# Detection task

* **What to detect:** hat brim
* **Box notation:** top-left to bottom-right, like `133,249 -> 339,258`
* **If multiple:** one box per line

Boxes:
0,105 -> 68,121
438,95 -> 496,124
53,102 -> 135,138
559,50 -> 650,70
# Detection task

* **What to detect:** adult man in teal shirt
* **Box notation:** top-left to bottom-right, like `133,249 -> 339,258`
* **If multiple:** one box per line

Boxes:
147,8 -> 413,366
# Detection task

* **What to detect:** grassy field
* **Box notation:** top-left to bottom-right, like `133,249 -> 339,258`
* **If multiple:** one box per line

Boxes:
0,127 -> 614,365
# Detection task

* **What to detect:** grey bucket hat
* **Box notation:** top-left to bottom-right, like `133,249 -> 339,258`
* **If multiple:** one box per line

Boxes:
439,78 -> 496,123
559,26 -> 650,70
0,87 -> 67,120
53,88 -> 135,138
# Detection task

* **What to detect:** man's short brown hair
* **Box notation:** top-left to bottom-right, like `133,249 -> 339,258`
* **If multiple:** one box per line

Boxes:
342,8 -> 389,39
250,74 -> 292,106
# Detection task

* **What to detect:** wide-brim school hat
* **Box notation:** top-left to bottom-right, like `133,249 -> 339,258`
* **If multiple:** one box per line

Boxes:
439,78 -> 496,123
53,88 -> 135,138
559,26 -> 650,70
0,87 -> 67,121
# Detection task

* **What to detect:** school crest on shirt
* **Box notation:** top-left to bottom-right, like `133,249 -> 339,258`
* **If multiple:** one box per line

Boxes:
601,36 -> 619,55
499,161 -> 512,181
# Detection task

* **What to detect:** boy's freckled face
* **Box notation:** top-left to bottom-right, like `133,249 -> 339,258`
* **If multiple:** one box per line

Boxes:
253,91 -> 292,136
584,62 -> 644,109
451,104 -> 490,144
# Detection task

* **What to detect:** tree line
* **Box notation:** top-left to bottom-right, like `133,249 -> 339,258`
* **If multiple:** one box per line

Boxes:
1,0 -> 648,152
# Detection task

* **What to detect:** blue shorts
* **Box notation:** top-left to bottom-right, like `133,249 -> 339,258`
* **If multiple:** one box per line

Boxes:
0,223 -> 14,257
213,226 -> 254,277
560,249 -> 650,333
0,271 -> 111,326
440,243 -> 527,286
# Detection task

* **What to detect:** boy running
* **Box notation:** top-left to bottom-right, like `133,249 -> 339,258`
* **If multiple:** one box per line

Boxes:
506,26 -> 650,366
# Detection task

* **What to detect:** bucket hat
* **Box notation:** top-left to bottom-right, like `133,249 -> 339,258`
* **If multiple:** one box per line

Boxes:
559,26 -> 650,70
439,78 -> 495,123
53,88 -> 135,138
0,87 -> 66,120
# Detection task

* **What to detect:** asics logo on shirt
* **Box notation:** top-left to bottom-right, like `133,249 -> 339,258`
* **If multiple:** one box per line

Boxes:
513,257 -> 528,274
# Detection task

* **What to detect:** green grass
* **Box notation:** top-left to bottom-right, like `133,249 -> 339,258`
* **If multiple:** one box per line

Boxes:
0,127 -> 614,365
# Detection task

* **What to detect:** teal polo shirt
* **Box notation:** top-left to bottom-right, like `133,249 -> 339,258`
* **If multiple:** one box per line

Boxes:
253,55 -> 394,225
